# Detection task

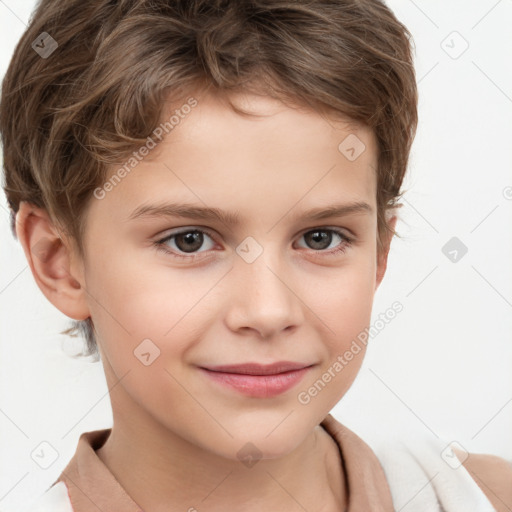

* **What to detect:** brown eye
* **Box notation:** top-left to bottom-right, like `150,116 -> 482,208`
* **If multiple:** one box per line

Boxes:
303,230 -> 333,250
296,228 -> 353,257
154,228 -> 216,258
174,231 -> 204,253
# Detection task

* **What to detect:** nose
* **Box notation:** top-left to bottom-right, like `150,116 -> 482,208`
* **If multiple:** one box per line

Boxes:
224,245 -> 304,340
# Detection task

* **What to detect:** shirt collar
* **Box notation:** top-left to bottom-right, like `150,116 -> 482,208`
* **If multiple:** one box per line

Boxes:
53,413 -> 394,511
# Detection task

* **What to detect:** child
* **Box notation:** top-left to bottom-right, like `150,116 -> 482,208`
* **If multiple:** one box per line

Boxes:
1,0 -> 511,510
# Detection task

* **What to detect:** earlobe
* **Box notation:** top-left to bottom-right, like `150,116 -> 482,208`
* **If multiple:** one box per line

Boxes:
15,201 -> 90,321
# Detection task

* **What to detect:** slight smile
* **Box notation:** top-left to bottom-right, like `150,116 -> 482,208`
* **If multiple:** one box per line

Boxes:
199,362 -> 316,398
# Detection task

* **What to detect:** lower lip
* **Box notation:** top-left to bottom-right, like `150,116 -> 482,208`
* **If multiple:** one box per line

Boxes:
199,367 -> 312,398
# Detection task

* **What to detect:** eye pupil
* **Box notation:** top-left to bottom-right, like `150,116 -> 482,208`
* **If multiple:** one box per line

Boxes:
176,231 -> 203,253
306,230 -> 331,250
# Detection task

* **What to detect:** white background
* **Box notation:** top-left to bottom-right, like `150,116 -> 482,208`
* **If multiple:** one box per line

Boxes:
1,0 -> 511,509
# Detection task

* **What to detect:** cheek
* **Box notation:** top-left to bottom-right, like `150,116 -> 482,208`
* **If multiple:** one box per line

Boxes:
308,256 -> 376,340
296,259 -> 375,404
84,254 -> 222,366
86,262 -> 203,425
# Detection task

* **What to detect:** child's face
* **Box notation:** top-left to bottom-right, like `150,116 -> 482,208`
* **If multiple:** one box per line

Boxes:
67,89 -> 391,458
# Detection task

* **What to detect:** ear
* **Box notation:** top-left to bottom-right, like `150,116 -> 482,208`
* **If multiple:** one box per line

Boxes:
375,214 -> 397,292
15,201 -> 90,321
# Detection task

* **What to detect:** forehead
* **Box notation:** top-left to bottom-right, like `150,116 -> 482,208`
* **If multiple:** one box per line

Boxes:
160,88 -> 374,157
87,89 -> 378,233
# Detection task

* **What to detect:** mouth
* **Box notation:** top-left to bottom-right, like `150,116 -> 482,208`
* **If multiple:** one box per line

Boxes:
199,361 -> 315,398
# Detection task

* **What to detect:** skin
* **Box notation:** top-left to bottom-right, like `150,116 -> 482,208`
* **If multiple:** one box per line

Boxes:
16,88 -> 396,511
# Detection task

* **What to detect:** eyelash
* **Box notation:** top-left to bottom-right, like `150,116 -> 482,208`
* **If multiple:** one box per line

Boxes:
153,227 -> 354,261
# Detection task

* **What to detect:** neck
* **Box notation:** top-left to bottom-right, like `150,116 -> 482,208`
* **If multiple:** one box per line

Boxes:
96,406 -> 346,512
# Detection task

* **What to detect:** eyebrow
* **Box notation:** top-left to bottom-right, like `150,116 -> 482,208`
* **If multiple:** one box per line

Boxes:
127,200 -> 373,225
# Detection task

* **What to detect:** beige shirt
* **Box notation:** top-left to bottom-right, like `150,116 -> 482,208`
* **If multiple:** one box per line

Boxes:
31,413 -> 511,511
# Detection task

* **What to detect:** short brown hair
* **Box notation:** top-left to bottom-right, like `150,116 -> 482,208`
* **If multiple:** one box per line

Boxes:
0,0 -> 418,359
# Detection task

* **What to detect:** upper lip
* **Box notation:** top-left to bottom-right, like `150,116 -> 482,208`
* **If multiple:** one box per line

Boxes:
201,361 -> 314,376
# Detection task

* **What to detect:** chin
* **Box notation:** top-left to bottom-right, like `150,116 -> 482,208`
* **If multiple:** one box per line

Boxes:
231,423 -> 311,462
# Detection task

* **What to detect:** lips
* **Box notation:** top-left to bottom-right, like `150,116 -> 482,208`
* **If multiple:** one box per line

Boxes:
199,361 -> 314,398
202,361 -> 312,375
